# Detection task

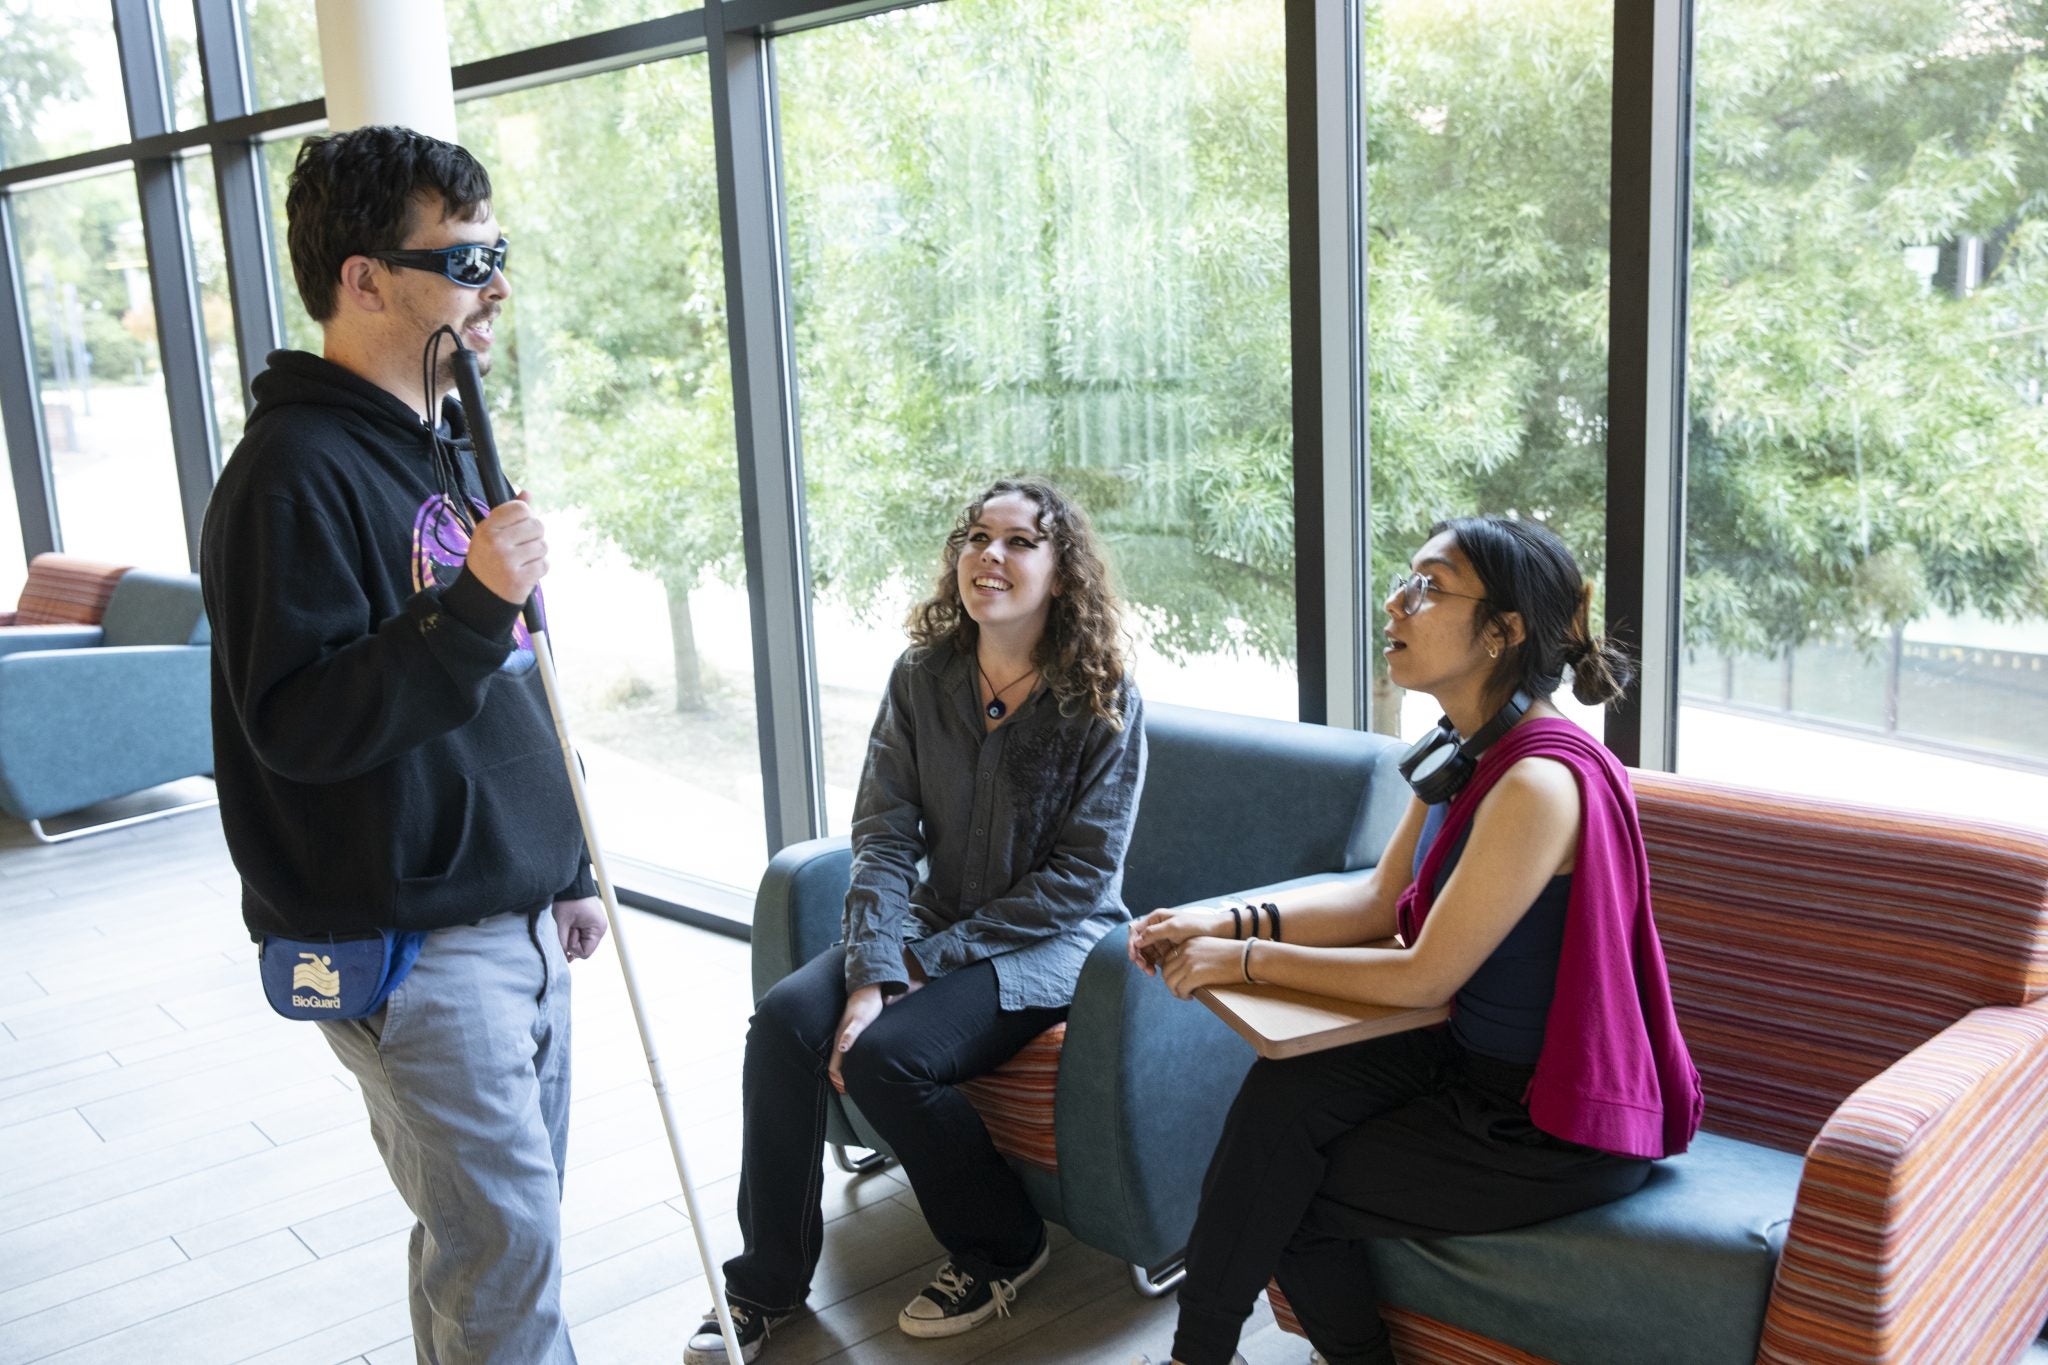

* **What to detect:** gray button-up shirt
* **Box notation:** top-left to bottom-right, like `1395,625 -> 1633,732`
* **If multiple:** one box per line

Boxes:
841,645 -> 1147,1011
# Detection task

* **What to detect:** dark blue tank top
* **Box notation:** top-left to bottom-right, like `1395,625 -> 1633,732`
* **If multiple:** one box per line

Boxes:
1411,802 -> 1571,1065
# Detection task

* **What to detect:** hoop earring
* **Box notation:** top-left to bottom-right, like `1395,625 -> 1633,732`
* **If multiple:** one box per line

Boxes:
1487,645 -> 1500,660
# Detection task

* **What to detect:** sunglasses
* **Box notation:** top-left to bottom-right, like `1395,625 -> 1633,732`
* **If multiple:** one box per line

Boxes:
1387,570 -> 1488,616
368,237 -> 509,287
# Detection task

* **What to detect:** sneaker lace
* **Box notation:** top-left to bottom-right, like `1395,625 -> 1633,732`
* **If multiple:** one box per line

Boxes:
931,1264 -> 975,1305
986,1273 -> 1019,1320
702,1303 -> 755,1333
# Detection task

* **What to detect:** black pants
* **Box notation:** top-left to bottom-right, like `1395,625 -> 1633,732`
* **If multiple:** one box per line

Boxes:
1172,1026 -> 1652,1365
721,946 -> 1065,1313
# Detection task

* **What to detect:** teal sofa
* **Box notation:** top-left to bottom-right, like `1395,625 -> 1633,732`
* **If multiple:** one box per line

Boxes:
0,569 -> 215,842
751,700 -> 1411,1293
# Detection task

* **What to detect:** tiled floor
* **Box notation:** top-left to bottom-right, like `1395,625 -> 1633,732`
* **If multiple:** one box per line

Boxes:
0,794 -> 1303,1364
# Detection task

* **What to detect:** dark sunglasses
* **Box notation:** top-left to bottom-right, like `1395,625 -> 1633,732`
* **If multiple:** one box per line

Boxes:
368,237 -> 509,287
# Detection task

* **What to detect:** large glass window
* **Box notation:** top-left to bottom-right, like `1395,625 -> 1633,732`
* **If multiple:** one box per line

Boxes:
1678,0 -> 2048,826
243,0 -> 322,110
162,0 -> 207,130
445,0 -> 681,65
780,0 -> 1296,828
262,133 -> 322,354
457,60 -> 766,901
0,3 -> 130,166
15,171 -> 189,572
1361,0 -> 1614,743
0,396 -> 24,604
182,151 -> 245,454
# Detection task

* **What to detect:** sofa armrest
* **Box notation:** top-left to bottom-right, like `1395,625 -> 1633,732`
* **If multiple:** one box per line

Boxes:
751,835 -> 853,1005
0,645 -> 211,821
1055,868 -> 1376,1272
0,625 -> 102,659
1761,999 -> 2048,1364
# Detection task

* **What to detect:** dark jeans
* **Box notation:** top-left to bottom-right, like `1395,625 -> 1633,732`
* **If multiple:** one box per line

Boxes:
1172,1026 -> 1652,1365
721,946 -> 1065,1314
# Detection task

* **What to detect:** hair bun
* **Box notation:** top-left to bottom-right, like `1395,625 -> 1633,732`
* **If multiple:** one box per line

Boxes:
1569,632 -> 1636,707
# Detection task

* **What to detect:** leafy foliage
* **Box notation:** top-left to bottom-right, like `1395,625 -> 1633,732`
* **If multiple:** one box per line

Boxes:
207,0 -> 2048,721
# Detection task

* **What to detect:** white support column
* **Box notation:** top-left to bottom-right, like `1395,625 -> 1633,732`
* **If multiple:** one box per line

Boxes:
315,0 -> 458,138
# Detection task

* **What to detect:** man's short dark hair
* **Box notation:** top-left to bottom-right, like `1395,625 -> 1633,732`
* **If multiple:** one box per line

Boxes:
285,125 -> 493,323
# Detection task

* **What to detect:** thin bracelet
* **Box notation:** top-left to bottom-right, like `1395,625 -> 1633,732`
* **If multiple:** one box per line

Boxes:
1264,901 -> 1282,943
1228,905 -> 1243,940
1242,938 -> 1257,984
1249,903 -> 1263,940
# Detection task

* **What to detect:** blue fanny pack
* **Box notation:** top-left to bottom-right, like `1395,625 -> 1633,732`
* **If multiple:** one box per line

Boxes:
259,930 -> 426,1021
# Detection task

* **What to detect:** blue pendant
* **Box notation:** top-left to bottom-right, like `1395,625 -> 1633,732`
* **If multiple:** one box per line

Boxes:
986,699 -> 1006,720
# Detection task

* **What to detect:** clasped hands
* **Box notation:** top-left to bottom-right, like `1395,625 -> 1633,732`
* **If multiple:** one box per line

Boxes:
1127,905 -> 1245,1000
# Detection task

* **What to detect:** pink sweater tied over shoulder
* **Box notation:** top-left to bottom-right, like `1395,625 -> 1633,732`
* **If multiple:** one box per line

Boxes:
1396,717 -> 1704,1160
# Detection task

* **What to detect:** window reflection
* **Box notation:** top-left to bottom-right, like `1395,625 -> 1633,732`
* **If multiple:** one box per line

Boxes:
242,0 -> 322,111
181,151 -> 245,455
780,0 -> 1297,830
1361,0 -> 1613,743
0,391 -> 23,603
445,0 -> 681,65
15,172 -> 189,572
1678,0 -> 2048,826
457,61 -> 768,899
0,2 -> 130,166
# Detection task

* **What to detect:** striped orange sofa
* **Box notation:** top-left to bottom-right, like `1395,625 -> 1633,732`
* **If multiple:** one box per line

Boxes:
0,554 -> 132,632
1265,771 -> 2048,1365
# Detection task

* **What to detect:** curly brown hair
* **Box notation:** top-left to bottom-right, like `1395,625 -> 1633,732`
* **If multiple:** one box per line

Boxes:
906,477 -> 1129,728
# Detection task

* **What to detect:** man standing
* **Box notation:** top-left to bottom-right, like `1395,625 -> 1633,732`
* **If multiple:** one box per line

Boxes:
201,125 -> 604,1363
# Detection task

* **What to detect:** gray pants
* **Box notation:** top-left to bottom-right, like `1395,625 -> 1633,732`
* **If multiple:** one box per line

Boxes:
320,910 -> 576,1365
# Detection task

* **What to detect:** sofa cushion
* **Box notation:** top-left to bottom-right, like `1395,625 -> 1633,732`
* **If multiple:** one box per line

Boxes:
99,570 -> 208,647
958,1023 -> 1064,1172
1269,1132 -> 1801,1365
0,625 -> 103,660
829,1022 -> 1066,1173
1126,703 -> 1408,913
12,555 -> 131,627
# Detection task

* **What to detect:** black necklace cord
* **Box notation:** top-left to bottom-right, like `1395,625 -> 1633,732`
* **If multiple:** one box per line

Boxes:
438,326 -> 542,636
976,656 -> 1037,721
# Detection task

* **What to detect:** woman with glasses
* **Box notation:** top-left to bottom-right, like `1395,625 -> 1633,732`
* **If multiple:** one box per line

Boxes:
687,478 -> 1145,1364
1127,515 -> 1701,1365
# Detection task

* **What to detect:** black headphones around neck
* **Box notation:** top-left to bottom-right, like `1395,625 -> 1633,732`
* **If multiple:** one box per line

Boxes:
1397,688 -> 1534,805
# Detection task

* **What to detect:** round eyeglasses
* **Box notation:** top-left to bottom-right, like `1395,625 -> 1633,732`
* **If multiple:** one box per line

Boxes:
1387,570 -> 1488,616
368,238 -> 509,288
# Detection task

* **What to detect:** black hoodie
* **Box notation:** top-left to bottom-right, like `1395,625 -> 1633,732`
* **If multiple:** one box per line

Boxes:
201,350 -> 593,940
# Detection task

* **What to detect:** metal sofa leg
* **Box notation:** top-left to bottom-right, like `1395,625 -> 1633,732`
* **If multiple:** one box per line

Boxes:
28,794 -> 218,845
830,1143 -> 892,1175
1129,1255 -> 1186,1297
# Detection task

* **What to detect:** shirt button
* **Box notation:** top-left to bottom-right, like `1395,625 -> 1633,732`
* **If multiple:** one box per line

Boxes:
967,879 -> 979,890
974,828 -> 984,837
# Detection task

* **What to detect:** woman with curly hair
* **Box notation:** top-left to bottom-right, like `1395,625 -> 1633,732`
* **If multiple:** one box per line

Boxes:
688,478 -> 1147,1364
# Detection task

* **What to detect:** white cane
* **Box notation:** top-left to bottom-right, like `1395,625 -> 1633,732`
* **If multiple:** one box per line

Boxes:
449,334 -> 747,1365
